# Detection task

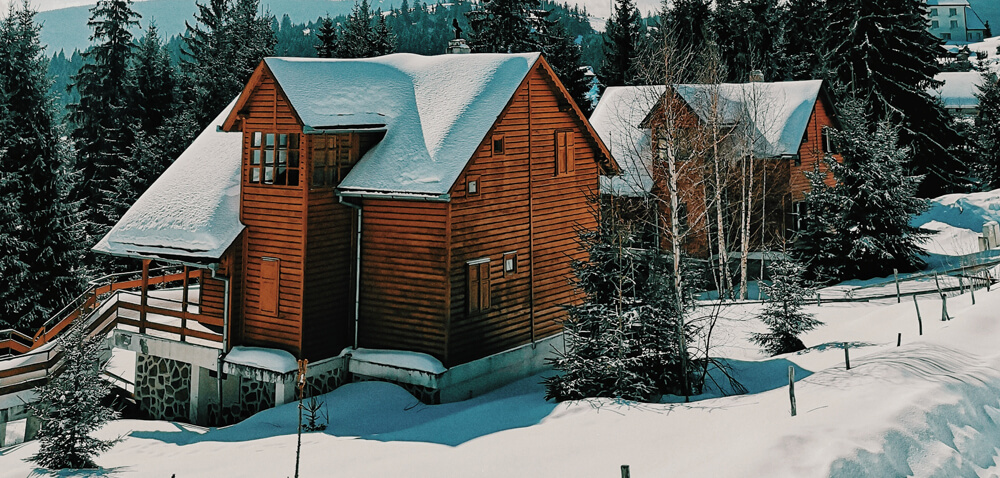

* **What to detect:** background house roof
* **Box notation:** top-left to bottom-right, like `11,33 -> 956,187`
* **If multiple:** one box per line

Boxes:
673,79 -> 824,158
263,53 -> 540,198
590,85 -> 665,197
93,101 -> 244,262
929,71 -> 984,111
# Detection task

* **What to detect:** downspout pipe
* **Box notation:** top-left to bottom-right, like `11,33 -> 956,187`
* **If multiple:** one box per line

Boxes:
338,195 -> 363,350
209,263 -> 230,426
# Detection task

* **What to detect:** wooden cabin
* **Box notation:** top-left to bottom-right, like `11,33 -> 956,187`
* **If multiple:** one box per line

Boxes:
591,80 -> 842,258
98,52 -> 615,371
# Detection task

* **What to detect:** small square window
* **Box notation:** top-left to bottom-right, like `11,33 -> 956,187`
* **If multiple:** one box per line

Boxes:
930,8 -> 937,16
503,251 -> 517,276
932,20 -> 940,28
467,175 -> 480,196
950,20 -> 959,28
492,135 -> 505,155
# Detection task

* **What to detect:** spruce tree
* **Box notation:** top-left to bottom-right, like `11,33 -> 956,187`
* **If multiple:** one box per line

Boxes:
339,0 -> 375,57
600,0 -> 641,87
131,22 -> 175,136
974,72 -> 1000,187
783,0 -> 830,80
541,20 -> 591,114
465,0 -> 549,54
712,0 -> 788,82
372,9 -> 396,56
28,323 -> 119,469
751,260 -> 821,355
826,0 -> 964,196
314,15 -> 338,58
663,0 -> 715,83
0,4 -> 86,331
68,0 -> 140,255
793,165 -> 848,281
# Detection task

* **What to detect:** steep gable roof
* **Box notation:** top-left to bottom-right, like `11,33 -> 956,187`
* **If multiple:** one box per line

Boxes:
93,101 -> 244,263
590,85 -> 665,197
673,80 -> 825,158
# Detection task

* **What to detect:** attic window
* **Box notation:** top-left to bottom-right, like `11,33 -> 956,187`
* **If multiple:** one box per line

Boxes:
492,135 -> 505,156
821,127 -> 837,154
467,175 -> 480,196
249,132 -> 299,187
312,134 -> 354,187
555,130 -> 575,175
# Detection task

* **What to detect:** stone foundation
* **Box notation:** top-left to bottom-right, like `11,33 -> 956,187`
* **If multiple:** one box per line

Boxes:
305,365 -> 349,398
352,373 -> 441,404
135,354 -> 191,422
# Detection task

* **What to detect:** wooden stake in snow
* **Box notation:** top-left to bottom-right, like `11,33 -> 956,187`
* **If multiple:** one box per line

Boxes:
897,333 -> 901,347
788,366 -> 797,417
913,294 -> 923,335
844,342 -> 850,370
816,292 -> 821,307
894,268 -> 900,303
621,465 -> 631,478
941,293 -> 950,321
294,359 -> 308,478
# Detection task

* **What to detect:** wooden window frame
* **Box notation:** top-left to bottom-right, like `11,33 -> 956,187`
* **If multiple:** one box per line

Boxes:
821,127 -> 837,154
467,174 -> 481,197
466,258 -> 491,315
503,251 -> 517,277
492,135 -> 505,156
260,257 -> 280,317
555,130 -> 576,176
248,132 -> 300,187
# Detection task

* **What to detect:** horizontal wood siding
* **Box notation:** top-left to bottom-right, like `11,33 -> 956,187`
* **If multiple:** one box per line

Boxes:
359,200 -> 449,360
791,96 -> 841,201
239,70 -> 307,356
302,133 -> 355,360
447,65 -> 599,364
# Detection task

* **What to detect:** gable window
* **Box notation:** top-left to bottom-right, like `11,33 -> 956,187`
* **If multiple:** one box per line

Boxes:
492,135 -> 505,156
467,175 -> 480,196
467,259 -> 491,314
312,134 -> 354,187
260,257 -> 280,316
249,132 -> 299,186
821,127 -> 837,154
503,251 -> 517,277
555,130 -> 575,175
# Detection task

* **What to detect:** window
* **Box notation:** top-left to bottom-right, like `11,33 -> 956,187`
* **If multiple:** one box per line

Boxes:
789,201 -> 806,236
467,175 -> 480,196
555,130 -> 575,175
466,259 -> 491,314
503,251 -> 517,277
943,32 -> 952,40
821,127 -> 837,154
260,257 -> 280,316
930,8 -> 937,16
249,132 -> 299,186
311,134 -> 354,187
492,135 -> 505,155
932,20 -> 940,28
951,20 -> 959,28
949,7 -> 957,16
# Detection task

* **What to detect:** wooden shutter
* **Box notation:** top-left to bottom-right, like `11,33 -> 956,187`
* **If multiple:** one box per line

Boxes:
467,260 -> 491,314
260,258 -> 280,316
555,131 -> 567,174
479,262 -> 491,309
566,132 -> 575,173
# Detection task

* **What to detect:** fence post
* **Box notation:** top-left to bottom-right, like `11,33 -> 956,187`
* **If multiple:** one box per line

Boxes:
894,268 -> 900,303
897,333 -> 901,347
913,294 -> 923,335
844,342 -> 850,370
788,366 -> 797,417
621,465 -> 631,478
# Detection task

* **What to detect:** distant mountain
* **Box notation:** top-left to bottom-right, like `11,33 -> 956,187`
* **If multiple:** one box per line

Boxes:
37,0 -> 390,55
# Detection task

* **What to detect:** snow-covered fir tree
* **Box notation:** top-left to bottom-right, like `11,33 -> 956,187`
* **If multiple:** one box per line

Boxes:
600,0 -> 641,87
712,0 -> 787,82
662,0 -> 714,83
314,15 -> 338,58
545,204 -> 692,401
372,9 -> 396,56
751,260 -> 821,355
541,20 -> 591,114
466,0 -> 551,54
130,22 -> 175,136
0,4 -> 87,331
825,0 -> 964,196
795,100 -> 930,281
338,0 -> 376,57
782,0 -> 829,80
974,72 -> 1000,188
28,323 -> 119,469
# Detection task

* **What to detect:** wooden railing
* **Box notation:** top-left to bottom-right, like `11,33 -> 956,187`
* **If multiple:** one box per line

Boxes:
0,267 -> 222,397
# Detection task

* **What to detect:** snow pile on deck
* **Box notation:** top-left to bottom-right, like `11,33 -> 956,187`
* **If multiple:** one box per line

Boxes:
223,346 -> 298,381
590,85 -> 664,197
92,100 -> 244,260
265,53 -> 538,197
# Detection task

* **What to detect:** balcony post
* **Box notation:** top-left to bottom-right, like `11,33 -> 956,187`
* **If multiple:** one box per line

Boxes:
140,259 -> 149,334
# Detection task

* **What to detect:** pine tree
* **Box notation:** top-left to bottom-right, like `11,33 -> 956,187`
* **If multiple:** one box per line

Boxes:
826,0 -> 964,196
541,20 -> 591,114
131,22 -> 175,136
795,100 -> 930,281
600,0 -> 641,87
339,0 -> 375,57
793,165 -> 849,281
314,15 -> 338,58
28,323 -> 119,469
372,9 -> 396,56
68,0 -> 141,255
783,0 -> 830,80
974,72 -> 1000,187
751,260 -> 821,355
712,0 -> 787,82
0,4 -> 87,331
465,0 -> 549,54
663,0 -> 714,83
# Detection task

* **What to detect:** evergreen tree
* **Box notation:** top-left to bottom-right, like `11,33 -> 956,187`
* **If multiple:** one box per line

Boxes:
663,0 -> 714,83
795,100 -> 930,281
314,15 -> 338,58
339,0 -> 375,57
793,165 -> 848,281
712,0 -> 787,82
751,260 -> 821,355
974,72 -> 1000,187
131,22 -> 175,135
826,0 -> 964,196
541,20 -> 591,113
28,323 -> 119,469
465,0 -> 550,54
782,0 -> 830,80
68,0 -> 141,253
600,0 -> 641,86
0,4 -> 87,331
372,9 -> 396,56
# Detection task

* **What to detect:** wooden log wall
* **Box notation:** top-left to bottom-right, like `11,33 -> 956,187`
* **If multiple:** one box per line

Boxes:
790,95 -> 842,201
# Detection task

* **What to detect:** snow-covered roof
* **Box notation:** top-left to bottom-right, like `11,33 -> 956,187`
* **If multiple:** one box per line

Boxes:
967,7 -> 987,30
929,71 -> 984,110
926,0 -> 970,6
590,85 -> 665,197
673,80 -> 824,158
93,100 -> 244,262
262,53 -> 541,198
